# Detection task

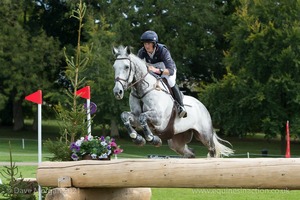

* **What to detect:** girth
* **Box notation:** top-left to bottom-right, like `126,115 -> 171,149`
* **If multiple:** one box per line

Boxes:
151,104 -> 177,141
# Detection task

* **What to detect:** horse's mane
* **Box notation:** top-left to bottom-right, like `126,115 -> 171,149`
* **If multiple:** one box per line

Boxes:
131,53 -> 147,67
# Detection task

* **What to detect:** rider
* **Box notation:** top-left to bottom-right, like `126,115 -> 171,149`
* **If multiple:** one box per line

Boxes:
137,30 -> 187,118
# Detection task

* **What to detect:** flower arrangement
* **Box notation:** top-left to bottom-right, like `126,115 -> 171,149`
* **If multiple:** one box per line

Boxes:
70,135 -> 123,160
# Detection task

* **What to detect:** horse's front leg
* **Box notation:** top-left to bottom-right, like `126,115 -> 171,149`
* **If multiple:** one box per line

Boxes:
121,111 -> 146,146
139,112 -> 162,147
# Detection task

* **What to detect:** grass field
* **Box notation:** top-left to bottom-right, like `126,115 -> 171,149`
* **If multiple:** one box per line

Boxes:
1,120 -> 300,199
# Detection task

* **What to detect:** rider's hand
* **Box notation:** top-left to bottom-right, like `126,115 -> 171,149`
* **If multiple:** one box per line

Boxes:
148,65 -> 160,74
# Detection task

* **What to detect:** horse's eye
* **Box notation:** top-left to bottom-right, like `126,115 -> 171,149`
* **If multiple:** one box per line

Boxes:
125,65 -> 129,70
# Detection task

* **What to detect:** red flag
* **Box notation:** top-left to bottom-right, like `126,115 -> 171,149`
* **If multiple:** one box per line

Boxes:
25,90 -> 42,104
76,86 -> 90,99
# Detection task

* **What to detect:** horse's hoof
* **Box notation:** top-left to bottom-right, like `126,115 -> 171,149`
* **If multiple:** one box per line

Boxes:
150,136 -> 162,147
183,154 -> 196,158
132,135 -> 146,146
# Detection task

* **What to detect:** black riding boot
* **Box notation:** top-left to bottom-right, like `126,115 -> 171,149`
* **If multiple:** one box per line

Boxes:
171,85 -> 187,118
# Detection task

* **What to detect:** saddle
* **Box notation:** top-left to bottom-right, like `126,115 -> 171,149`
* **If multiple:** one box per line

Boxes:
149,71 -> 174,97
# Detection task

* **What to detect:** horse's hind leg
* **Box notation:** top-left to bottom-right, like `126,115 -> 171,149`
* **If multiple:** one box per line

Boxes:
193,130 -> 216,157
167,131 -> 195,158
121,111 -> 146,146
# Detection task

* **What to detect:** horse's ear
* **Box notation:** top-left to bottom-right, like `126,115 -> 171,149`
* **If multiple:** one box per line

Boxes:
112,47 -> 119,56
124,46 -> 131,55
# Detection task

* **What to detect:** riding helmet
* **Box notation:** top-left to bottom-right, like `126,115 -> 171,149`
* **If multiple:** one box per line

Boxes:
140,30 -> 158,44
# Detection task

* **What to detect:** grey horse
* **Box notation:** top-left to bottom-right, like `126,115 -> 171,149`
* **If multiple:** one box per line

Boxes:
112,46 -> 233,158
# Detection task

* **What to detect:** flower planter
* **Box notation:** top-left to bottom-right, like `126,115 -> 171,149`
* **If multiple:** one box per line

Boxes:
70,135 -> 123,161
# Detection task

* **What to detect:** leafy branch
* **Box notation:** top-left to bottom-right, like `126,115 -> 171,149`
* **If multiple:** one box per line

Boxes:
46,0 -> 92,161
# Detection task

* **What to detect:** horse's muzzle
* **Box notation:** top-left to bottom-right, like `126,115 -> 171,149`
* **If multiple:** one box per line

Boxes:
113,84 -> 124,100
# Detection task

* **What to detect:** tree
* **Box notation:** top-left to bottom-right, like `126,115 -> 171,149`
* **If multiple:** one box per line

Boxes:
0,0 -> 62,130
33,0 -> 79,47
201,0 -> 300,153
124,0 -> 228,82
83,0 -> 228,82
83,3 -> 130,137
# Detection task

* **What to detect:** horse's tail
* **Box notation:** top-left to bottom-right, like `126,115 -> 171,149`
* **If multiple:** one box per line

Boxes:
212,132 -> 234,157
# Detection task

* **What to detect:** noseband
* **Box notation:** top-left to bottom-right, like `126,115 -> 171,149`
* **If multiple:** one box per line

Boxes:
114,57 -> 148,91
114,57 -> 132,90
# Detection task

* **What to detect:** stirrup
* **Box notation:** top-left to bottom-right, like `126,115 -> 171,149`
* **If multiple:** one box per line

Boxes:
178,106 -> 187,118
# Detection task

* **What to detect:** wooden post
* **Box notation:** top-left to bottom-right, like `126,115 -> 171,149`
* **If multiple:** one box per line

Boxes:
45,188 -> 152,200
37,158 -> 300,189
58,176 -> 72,188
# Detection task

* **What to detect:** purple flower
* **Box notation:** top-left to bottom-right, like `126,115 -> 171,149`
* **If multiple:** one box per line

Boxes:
70,143 -> 80,152
75,145 -> 80,151
70,143 -> 77,150
71,153 -> 79,161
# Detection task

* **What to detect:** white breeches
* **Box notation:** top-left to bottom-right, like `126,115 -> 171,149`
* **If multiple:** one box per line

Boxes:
151,62 -> 176,87
161,69 -> 176,87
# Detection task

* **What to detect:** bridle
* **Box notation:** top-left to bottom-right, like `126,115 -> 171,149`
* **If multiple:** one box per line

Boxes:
114,57 -> 149,91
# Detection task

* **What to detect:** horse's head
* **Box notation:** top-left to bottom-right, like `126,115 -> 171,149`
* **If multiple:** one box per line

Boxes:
112,46 -> 135,100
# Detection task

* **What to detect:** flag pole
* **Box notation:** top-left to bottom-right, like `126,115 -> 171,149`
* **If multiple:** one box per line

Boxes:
75,86 -> 91,136
38,103 -> 42,163
25,90 -> 43,200
87,98 -> 91,136
37,102 -> 42,200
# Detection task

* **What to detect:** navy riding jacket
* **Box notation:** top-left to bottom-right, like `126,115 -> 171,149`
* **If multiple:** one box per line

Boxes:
137,43 -> 176,76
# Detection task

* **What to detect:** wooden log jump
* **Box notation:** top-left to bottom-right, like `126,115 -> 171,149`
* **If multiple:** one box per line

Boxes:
37,158 -> 300,189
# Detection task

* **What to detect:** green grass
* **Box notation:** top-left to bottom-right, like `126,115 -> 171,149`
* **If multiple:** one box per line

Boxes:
3,166 -> 37,178
225,137 -> 300,157
152,188 -> 300,200
1,120 -> 300,199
